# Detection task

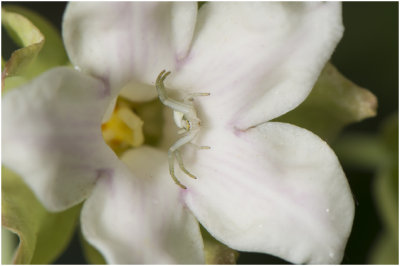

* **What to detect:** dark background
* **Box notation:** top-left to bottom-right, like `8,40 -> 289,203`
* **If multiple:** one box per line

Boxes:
2,2 -> 398,264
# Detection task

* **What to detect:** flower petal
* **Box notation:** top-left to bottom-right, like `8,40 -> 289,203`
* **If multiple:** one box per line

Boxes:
2,67 -> 117,211
170,2 -> 343,129
81,146 -> 204,264
62,2 -> 198,98
179,122 -> 354,264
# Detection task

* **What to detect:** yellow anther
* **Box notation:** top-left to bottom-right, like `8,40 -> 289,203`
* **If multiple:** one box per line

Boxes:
102,100 -> 144,154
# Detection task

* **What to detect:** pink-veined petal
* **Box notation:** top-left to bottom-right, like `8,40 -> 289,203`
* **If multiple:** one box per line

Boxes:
178,122 -> 354,264
169,2 -> 343,129
81,146 -> 204,264
62,2 -> 198,99
2,67 -> 118,211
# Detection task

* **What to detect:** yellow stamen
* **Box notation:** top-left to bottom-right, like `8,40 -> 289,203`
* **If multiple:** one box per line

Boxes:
101,100 -> 144,154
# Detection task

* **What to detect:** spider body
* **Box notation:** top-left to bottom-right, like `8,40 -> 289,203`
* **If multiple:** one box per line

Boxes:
156,70 -> 209,189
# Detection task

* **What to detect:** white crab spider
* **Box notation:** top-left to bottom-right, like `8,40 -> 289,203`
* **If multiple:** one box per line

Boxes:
156,70 -> 210,189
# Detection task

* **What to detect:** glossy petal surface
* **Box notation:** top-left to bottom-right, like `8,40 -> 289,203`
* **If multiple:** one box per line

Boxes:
179,122 -> 354,264
81,147 -> 204,264
63,2 -> 197,98
2,67 -> 117,211
170,2 -> 343,129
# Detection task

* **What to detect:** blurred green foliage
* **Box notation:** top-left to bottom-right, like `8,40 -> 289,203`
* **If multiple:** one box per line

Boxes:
335,114 -> 398,264
2,8 -> 44,79
2,167 -> 81,264
276,63 -> 377,143
2,5 -> 69,94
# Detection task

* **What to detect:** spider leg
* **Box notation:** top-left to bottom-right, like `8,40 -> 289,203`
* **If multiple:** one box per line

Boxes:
175,150 -> 196,179
167,150 -> 187,189
167,132 -> 198,189
177,128 -> 187,134
156,70 -> 194,115
189,142 -> 211,150
184,92 -> 211,102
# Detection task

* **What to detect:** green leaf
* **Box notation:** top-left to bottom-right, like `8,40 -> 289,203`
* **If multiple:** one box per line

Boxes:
80,232 -> 107,264
332,134 -> 389,170
381,113 -> 398,156
2,5 -> 70,94
2,227 -> 18,264
201,226 -> 239,264
3,75 -> 28,95
2,166 -> 81,264
374,166 -> 398,241
1,8 -> 44,77
334,114 -> 398,171
369,114 -> 398,264
334,114 -> 398,264
274,63 -> 377,142
369,160 -> 398,264
369,233 -> 398,264
3,5 -> 69,78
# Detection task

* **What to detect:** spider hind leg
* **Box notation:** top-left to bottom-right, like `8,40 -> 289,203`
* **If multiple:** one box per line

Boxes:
167,132 -> 198,189
168,150 -> 187,189
176,150 -> 197,179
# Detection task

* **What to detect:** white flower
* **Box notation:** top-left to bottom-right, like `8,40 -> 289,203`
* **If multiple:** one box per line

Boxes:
2,2 -> 354,264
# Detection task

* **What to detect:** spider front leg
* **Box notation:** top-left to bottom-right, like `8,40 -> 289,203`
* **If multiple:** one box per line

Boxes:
184,92 -> 211,103
156,70 -> 194,115
167,131 -> 198,189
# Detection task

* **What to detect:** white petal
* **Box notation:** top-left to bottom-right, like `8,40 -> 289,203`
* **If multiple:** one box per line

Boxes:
170,2 -> 343,129
179,122 -> 354,264
81,146 -> 204,264
2,67 -> 118,211
171,2 -> 198,61
62,2 -> 198,99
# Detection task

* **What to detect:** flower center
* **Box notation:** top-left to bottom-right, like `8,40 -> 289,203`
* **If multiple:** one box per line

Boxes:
101,99 -> 144,155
